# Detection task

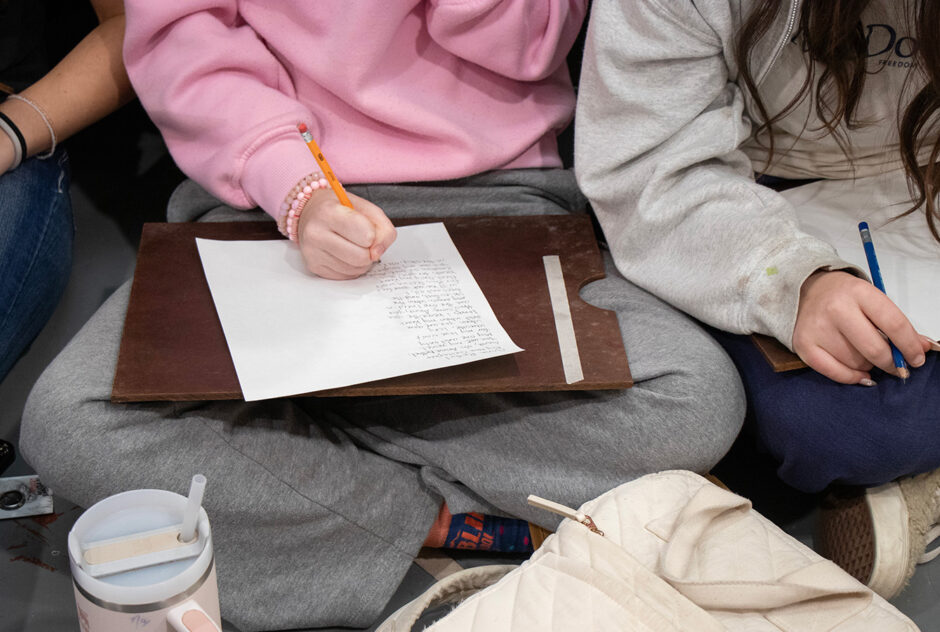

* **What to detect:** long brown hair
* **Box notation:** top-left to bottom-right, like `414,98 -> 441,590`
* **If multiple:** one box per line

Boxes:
735,0 -> 940,242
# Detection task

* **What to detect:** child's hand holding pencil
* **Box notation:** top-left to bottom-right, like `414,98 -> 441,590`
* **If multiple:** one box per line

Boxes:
295,188 -> 396,279
294,124 -> 396,279
793,269 -> 930,385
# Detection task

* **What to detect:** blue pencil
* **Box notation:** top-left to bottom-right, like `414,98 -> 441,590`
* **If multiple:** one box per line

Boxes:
858,221 -> 909,380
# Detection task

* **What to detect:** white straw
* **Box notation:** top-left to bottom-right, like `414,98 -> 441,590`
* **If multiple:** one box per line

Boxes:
179,474 -> 207,543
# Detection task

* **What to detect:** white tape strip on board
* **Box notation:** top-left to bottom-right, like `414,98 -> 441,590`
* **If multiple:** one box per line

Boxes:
543,255 -> 583,384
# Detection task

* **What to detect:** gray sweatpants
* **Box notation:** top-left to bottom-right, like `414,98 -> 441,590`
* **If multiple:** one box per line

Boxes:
20,169 -> 744,631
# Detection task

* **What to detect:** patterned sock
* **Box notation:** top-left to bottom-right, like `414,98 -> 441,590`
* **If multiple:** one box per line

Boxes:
445,511 -> 533,552
423,503 -> 532,552
424,503 -> 453,548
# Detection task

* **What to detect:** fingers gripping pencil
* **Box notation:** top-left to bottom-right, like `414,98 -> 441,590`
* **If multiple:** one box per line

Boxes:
297,124 -> 381,262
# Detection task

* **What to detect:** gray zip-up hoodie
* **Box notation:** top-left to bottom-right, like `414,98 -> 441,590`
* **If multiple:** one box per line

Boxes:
575,0 -> 857,349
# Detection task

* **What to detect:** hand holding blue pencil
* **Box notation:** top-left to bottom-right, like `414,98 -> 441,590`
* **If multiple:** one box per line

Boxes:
858,221 -> 910,381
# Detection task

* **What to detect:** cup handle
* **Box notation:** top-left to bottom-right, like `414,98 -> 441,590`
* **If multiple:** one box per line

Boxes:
167,600 -> 222,632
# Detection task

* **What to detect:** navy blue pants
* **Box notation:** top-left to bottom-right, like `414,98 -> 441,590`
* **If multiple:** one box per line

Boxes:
710,329 -> 940,493
0,149 -> 73,380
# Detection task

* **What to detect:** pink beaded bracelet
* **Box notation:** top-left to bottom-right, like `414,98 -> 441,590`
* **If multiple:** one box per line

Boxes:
277,172 -> 329,241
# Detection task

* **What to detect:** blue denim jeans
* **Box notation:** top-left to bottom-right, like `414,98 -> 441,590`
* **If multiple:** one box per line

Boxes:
0,149 -> 73,380
710,329 -> 940,493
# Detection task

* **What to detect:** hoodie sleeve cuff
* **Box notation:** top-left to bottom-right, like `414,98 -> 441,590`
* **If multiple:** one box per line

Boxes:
241,135 -> 323,222
747,239 -> 866,350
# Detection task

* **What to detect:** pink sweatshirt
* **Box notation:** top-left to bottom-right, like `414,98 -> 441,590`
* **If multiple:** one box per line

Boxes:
123,1 -> 587,219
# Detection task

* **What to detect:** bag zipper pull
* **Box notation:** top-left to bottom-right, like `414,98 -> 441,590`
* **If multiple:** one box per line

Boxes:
527,495 -> 604,536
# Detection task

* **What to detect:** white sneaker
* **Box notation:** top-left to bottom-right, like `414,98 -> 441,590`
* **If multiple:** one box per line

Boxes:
816,468 -> 940,599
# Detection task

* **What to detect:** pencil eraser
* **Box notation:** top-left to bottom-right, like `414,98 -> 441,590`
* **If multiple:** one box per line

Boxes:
297,123 -> 307,133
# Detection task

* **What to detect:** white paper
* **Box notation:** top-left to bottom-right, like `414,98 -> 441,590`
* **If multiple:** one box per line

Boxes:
783,171 -> 940,339
196,223 -> 522,401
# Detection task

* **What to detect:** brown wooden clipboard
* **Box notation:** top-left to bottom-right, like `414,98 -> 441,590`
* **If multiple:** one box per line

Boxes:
751,334 -> 807,372
111,215 -> 632,402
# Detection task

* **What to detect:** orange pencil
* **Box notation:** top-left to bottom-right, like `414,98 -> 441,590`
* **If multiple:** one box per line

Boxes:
298,123 -> 383,262
297,123 -> 353,208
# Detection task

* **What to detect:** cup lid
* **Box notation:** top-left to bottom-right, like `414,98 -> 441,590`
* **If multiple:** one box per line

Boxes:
69,489 -> 211,590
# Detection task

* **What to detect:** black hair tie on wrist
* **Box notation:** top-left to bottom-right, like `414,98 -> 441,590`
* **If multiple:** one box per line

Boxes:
0,110 -> 27,158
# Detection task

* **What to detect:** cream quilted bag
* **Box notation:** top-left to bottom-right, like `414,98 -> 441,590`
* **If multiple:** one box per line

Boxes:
379,471 -> 919,631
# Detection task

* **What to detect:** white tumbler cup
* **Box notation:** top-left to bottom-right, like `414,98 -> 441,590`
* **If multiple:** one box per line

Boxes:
68,479 -> 221,632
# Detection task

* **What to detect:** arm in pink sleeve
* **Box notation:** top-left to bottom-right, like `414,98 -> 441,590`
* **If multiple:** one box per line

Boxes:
123,0 -> 317,214
425,0 -> 589,81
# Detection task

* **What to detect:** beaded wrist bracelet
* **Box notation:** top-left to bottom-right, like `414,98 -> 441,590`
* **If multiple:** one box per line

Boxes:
277,171 -> 329,241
